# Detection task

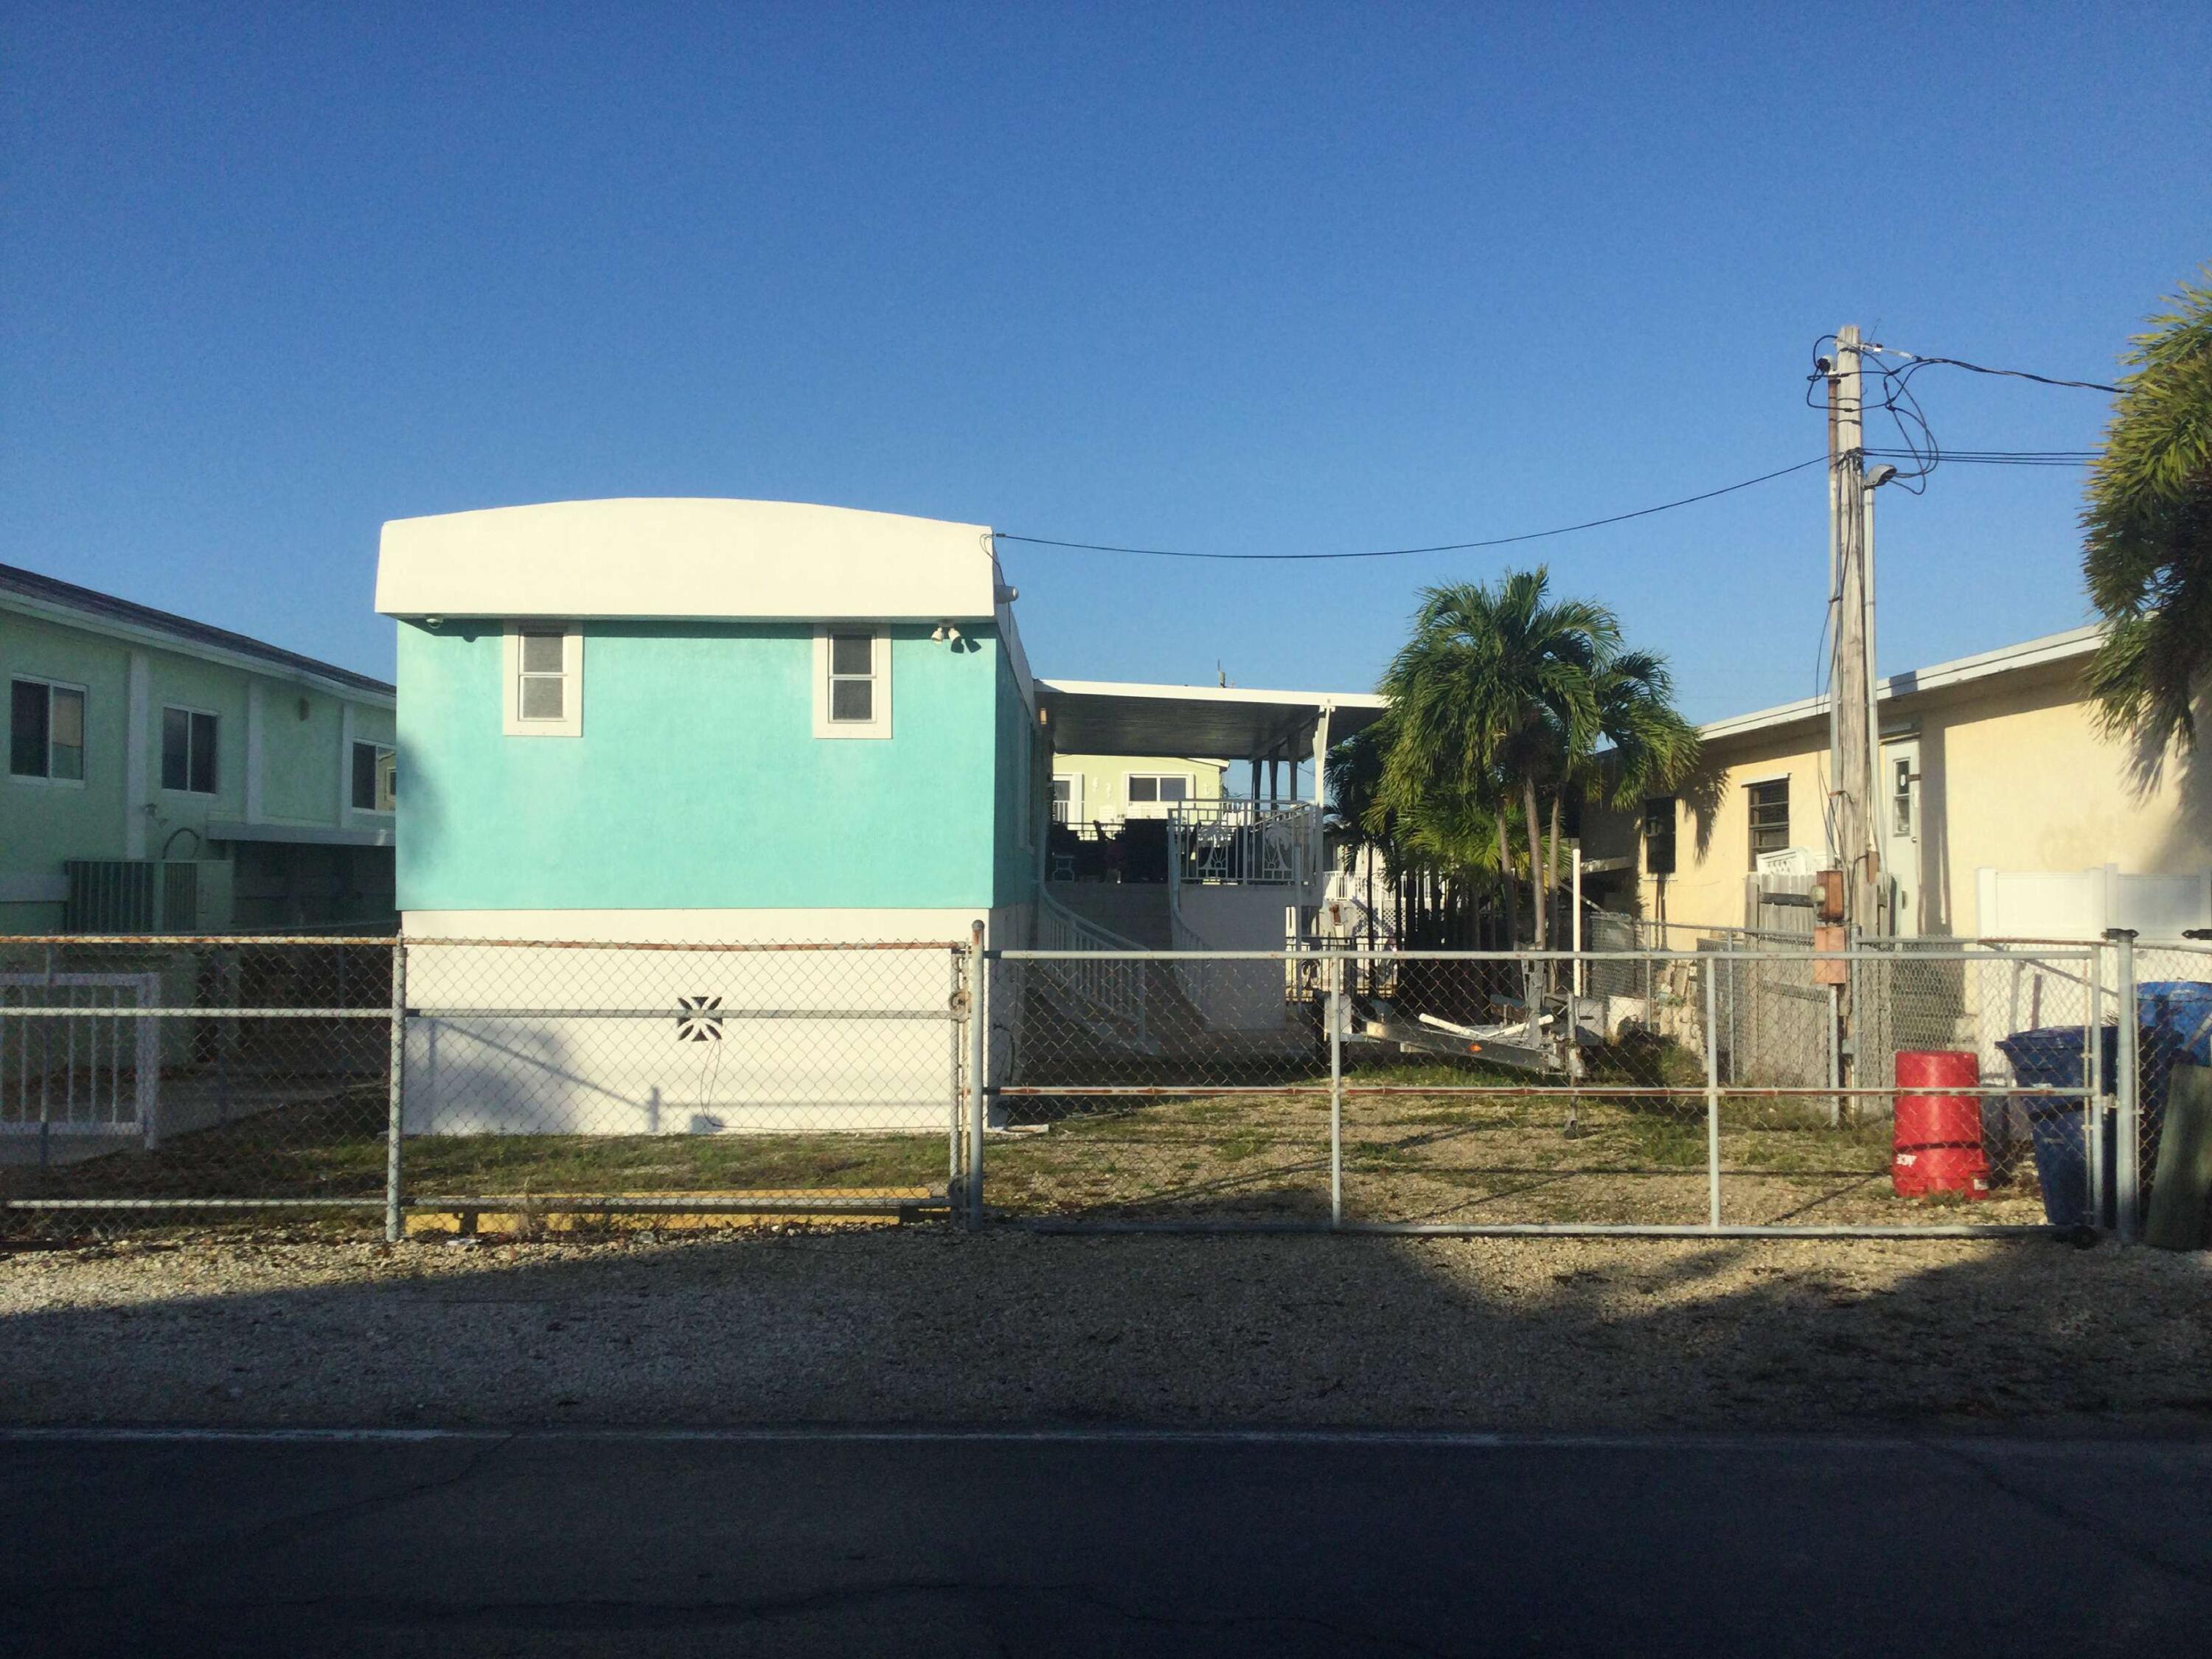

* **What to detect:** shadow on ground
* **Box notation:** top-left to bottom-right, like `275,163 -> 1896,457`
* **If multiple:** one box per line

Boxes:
3,1197 -> 2208,1434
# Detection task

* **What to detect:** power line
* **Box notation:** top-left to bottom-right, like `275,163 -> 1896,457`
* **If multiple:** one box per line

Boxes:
1856,345 -> 2121,395
992,454 -> 1829,563
1865,447 -> 2094,467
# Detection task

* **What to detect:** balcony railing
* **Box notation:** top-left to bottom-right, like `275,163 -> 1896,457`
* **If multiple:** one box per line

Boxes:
1169,801 -> 1315,888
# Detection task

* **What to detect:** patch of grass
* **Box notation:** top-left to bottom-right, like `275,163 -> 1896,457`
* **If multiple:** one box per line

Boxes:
1212,1133 -> 1271,1164
1596,1111 -> 1708,1170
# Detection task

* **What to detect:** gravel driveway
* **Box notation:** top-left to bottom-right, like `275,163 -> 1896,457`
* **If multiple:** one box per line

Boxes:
2,1228 -> 2207,1432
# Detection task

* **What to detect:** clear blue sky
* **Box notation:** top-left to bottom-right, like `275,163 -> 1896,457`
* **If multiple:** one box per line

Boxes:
5,4 -> 2207,723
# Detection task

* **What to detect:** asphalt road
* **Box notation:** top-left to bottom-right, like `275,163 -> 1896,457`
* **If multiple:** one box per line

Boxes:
5,1428 -> 2209,1658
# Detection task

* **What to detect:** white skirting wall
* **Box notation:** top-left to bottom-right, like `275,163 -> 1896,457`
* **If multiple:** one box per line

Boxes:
400,907 -> 1030,1136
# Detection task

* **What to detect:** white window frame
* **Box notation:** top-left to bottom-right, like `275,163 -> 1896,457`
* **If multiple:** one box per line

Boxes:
8,674 -> 88,788
812,625 -> 891,740
502,622 -> 583,738
1122,771 -> 1195,817
1051,772 -> 1083,824
351,740 -> 397,814
159,703 -> 221,796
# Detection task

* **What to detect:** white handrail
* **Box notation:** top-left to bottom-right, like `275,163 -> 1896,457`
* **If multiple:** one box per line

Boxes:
1034,887 -> 1148,1043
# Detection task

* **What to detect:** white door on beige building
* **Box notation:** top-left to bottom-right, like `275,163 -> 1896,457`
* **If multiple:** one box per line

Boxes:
1881,737 -> 1921,933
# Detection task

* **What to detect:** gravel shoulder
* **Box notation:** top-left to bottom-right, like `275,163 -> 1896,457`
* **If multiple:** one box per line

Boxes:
2,1228 -> 2208,1433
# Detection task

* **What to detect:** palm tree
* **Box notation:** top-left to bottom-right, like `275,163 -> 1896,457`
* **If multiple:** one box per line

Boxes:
1551,647 -> 1703,911
1377,570 -> 1611,948
2083,272 -> 2212,759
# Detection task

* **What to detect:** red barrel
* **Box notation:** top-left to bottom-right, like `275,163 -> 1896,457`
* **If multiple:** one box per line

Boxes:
1892,1050 -> 1990,1200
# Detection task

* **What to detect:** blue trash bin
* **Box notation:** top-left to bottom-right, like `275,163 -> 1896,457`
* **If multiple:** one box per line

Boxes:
1995,1027 -> 2118,1228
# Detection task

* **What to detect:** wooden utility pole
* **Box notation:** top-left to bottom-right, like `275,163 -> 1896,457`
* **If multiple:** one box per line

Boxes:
1828,326 -> 1878,939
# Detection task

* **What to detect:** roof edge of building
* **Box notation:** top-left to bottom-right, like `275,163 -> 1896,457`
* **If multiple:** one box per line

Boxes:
0,562 -> 394,700
1696,623 -> 2104,746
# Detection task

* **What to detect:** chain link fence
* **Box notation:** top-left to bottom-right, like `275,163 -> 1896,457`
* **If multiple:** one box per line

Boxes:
4,931 -> 2202,1242
1,936 -> 972,1239
986,942 -> 2154,1235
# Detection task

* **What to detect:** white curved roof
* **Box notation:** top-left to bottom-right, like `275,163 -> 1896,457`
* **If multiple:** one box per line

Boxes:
375,498 -> 1001,621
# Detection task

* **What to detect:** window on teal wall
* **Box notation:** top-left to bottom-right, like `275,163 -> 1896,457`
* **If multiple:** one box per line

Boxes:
161,706 -> 218,794
10,677 -> 86,782
828,631 -> 874,723
518,630 -> 568,720
813,624 -> 889,739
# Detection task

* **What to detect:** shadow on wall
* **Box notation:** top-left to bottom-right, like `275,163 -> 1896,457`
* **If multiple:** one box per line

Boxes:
391,720 -> 442,913
0,1211 -> 2205,1434
2132,691 -> 2212,876
403,1015 -> 963,1136
1681,757 -> 1731,866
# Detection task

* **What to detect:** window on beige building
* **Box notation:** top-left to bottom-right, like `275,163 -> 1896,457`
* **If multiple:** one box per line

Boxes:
1747,779 -> 1790,862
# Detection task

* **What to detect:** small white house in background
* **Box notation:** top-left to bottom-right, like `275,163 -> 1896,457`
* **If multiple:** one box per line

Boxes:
374,498 -> 1385,1136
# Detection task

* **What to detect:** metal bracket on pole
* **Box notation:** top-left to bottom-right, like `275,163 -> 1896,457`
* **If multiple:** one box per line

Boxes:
383,940 -> 407,1245
2106,928 -> 2139,1243
967,919 -> 987,1231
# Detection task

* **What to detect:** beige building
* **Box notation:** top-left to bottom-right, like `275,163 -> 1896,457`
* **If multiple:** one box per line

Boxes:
1050,752 -> 1228,824
1583,626 -> 2212,939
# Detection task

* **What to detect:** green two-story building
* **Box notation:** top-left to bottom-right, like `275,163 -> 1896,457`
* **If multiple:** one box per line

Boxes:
2,563 -> 397,934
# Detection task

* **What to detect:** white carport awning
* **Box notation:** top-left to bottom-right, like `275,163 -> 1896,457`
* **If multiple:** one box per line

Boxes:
1036,679 -> 1387,759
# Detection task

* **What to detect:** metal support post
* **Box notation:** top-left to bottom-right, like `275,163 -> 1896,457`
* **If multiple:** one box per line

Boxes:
1826,983 -> 1843,1128
2108,928 -> 2140,1242
948,945 -> 964,1200
2086,956 -> 2104,1228
383,940 -> 407,1244
1705,962 -> 1722,1228
967,919 -> 987,1231
1570,846 -> 1583,1000
1328,952 -> 1344,1228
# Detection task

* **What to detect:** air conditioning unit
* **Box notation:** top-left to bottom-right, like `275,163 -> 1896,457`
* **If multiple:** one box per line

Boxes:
1755,846 -> 1820,878
62,860 -> 219,933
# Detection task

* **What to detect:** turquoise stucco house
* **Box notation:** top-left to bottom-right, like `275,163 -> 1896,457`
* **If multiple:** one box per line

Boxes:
376,497 -> 1044,941
374,497 -> 1047,1132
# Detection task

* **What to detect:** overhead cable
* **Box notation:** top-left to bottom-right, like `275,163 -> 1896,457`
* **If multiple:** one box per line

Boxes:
992,455 -> 1829,562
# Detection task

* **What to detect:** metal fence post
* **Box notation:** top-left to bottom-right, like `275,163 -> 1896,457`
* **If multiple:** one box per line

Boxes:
383,939 -> 407,1245
2086,948 -> 2104,1229
1704,959 -> 1722,1229
1329,951 -> 1343,1228
948,945 -> 964,1204
967,919 -> 987,1231
2107,928 -> 2139,1243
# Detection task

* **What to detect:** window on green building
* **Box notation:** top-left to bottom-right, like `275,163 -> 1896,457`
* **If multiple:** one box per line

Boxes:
352,740 -> 396,812
10,677 -> 86,782
161,706 -> 218,794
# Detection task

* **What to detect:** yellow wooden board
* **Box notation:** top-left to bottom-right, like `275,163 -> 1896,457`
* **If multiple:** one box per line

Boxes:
403,1188 -> 939,1237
